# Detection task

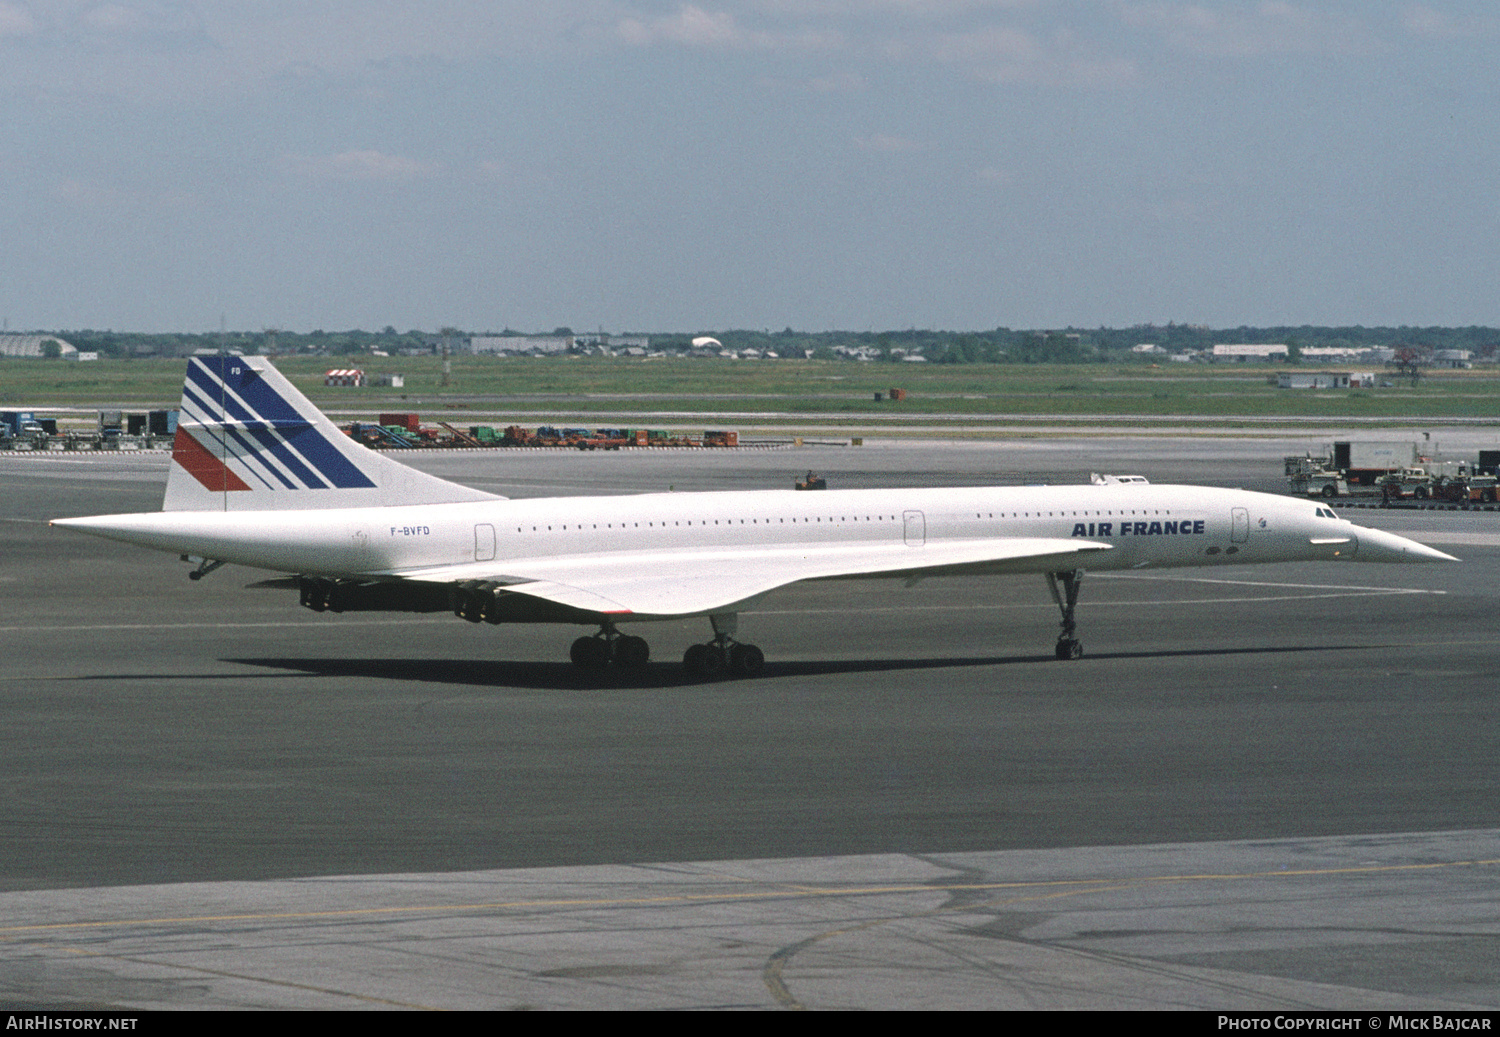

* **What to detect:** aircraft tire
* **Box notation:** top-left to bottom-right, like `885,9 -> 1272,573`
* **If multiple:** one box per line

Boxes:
683,643 -> 724,677
571,636 -> 610,670
570,636 -> 590,666
1055,639 -> 1083,660
459,591 -> 485,623
616,635 -> 650,670
729,643 -> 765,676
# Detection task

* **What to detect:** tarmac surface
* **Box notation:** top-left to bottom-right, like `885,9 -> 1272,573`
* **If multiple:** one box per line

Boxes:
3,439 -> 1498,1009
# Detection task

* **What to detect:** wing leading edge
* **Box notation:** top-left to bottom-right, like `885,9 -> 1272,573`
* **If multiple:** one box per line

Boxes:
379,537 -> 1113,618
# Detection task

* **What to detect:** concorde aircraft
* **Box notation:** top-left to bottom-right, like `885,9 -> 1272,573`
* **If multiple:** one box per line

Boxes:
53,357 -> 1457,676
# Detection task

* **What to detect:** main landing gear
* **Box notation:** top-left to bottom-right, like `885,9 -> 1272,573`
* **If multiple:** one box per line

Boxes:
565,613 -> 765,678
569,623 -> 651,672
1046,570 -> 1085,660
682,613 -> 765,678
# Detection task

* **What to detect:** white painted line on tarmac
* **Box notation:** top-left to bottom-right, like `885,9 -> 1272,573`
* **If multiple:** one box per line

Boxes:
0,617 -> 456,634
1095,573 -> 1447,594
751,589 -> 1435,616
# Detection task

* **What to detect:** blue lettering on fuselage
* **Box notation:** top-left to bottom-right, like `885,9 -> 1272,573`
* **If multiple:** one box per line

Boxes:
1071,520 -> 1205,538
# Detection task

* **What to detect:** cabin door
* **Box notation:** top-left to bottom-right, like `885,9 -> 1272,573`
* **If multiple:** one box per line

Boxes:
474,523 -> 496,561
903,510 -> 926,546
1231,508 -> 1249,543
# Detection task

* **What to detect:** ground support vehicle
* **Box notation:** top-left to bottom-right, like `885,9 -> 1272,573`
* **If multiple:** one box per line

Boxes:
1330,441 -> 1420,486
1378,468 -> 1434,501
1466,476 -> 1500,503
1288,466 -> 1349,498
1430,475 -> 1498,504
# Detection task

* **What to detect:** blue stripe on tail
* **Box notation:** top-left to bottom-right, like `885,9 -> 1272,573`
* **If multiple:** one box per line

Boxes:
187,358 -> 376,490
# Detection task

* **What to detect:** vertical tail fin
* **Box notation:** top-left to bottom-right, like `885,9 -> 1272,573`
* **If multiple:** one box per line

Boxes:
165,356 -> 500,511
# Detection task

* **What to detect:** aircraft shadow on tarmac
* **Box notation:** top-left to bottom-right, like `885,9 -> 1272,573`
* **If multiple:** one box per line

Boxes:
225,643 -> 1370,690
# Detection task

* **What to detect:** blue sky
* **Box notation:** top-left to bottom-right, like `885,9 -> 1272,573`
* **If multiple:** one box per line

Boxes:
2,2 -> 1496,333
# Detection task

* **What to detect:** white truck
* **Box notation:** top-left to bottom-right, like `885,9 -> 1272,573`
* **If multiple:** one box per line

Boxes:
1330,441 -> 1419,486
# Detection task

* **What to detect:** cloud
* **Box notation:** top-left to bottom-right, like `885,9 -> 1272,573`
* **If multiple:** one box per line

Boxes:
618,4 -> 740,46
0,0 -> 199,42
1401,5 -> 1500,40
752,0 -> 1037,15
617,3 -> 840,50
854,132 -> 927,152
924,23 -> 1038,63
82,4 -> 155,34
73,1 -> 215,51
0,5 -> 638,105
279,150 -> 441,183
0,2 -> 37,38
52,176 -> 124,208
51,174 -> 202,214
1121,2 -> 1380,57
0,3 -> 1136,104
808,69 -> 866,92
923,24 -> 1137,87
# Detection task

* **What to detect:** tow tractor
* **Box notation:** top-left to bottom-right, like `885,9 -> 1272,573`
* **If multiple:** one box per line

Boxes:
1428,474 -> 1498,504
1377,467 -> 1434,501
1286,456 -> 1348,498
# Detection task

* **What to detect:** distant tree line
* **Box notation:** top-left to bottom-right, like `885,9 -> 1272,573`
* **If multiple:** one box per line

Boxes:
55,327 -> 442,359
32,323 -> 1500,363
710,324 -> 1500,364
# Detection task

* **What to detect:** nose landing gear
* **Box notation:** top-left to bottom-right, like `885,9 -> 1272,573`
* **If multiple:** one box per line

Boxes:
1046,570 -> 1085,660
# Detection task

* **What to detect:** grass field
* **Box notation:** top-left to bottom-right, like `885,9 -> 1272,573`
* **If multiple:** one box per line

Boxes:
3,355 -> 1498,426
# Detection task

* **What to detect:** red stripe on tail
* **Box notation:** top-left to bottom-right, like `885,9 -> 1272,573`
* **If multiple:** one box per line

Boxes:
172,428 -> 251,492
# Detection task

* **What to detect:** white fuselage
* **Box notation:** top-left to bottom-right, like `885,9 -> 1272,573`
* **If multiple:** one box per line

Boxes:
59,483 -> 1422,581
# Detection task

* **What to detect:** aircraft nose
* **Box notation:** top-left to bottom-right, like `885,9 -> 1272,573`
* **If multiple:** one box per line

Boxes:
1352,525 -> 1459,563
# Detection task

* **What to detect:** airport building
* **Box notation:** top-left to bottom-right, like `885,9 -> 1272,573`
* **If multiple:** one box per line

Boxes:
1212,343 -> 1288,361
0,333 -> 76,357
470,335 -> 573,355
1277,371 -> 1377,389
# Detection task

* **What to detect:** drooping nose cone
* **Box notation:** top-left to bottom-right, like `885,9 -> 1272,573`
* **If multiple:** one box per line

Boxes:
1352,524 -> 1460,563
